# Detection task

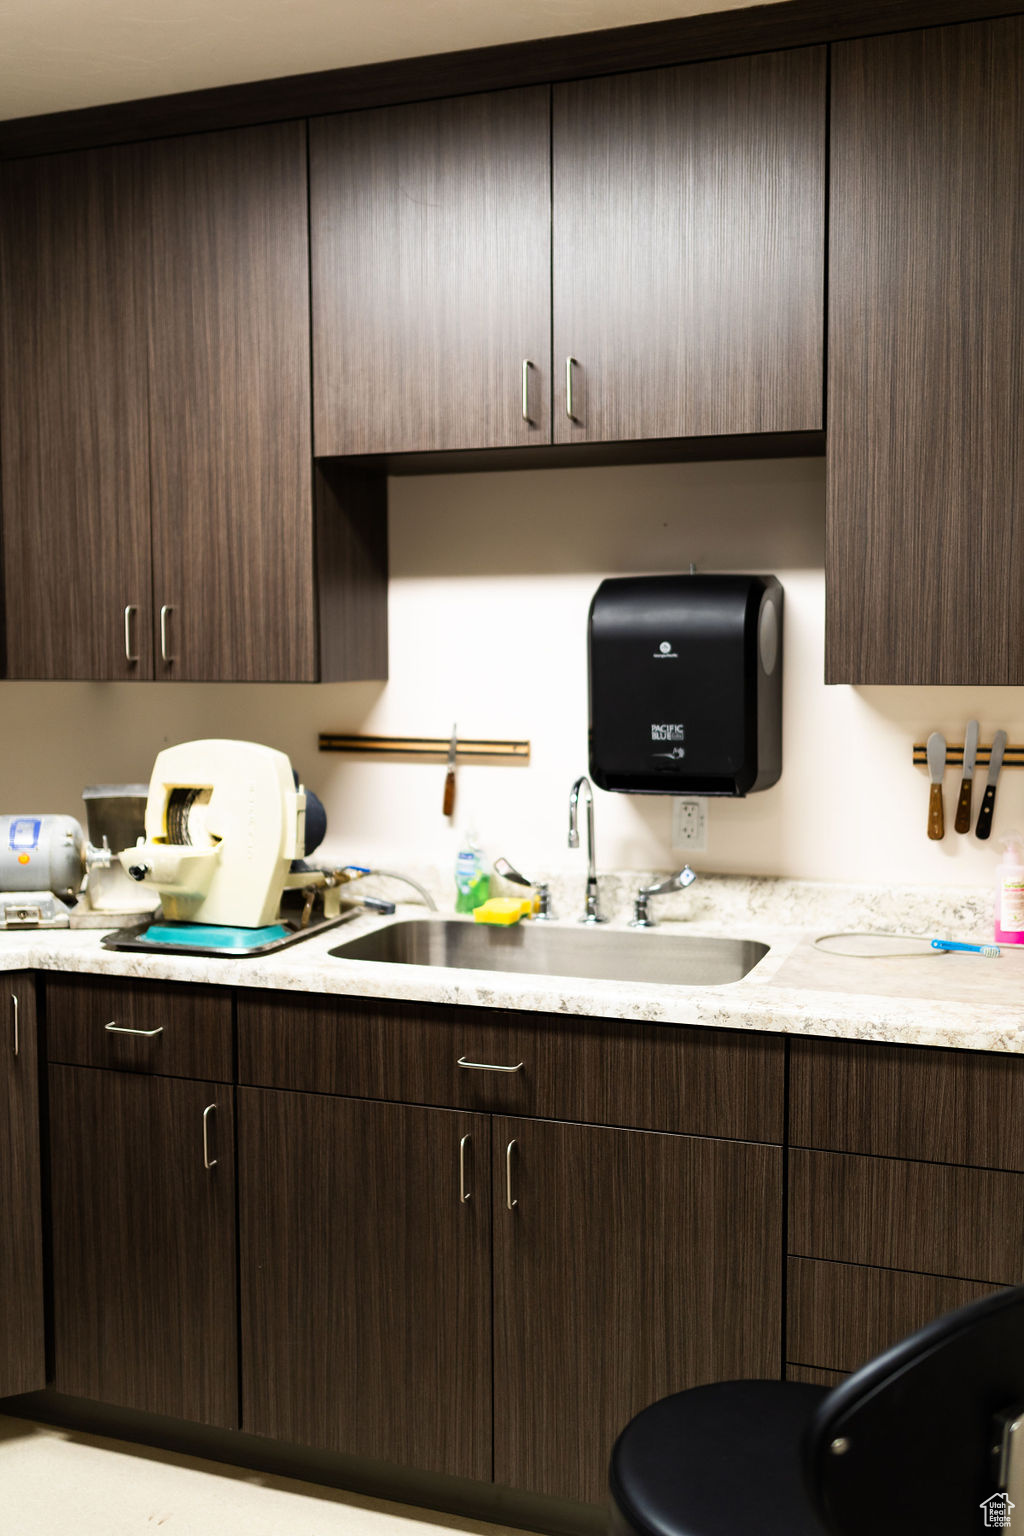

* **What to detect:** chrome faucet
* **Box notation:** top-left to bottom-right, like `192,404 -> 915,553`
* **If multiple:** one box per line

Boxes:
568,775 -> 607,924
630,866 -> 697,928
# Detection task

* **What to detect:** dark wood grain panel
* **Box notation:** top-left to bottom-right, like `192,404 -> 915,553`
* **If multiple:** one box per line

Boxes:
45,977 -> 233,1081
146,122 -> 316,681
49,1066 -> 237,1426
790,1149 -> 1024,1284
0,975 -> 45,1396
552,48 -> 824,443
0,147 -> 152,679
826,17 -> 1024,683
238,1087 -> 491,1478
787,1257 -> 997,1375
237,991 -> 784,1142
1,0 -> 1013,160
357,430 -> 825,476
311,89 -> 551,455
493,1117 -> 782,1502
314,461 -> 389,682
791,1037 -> 1024,1171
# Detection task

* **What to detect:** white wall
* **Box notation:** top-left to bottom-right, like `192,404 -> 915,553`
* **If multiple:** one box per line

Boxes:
2,457 -> 1020,887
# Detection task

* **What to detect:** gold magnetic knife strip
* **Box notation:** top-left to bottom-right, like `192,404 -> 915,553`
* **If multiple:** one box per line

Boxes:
319,734 -> 530,761
912,742 -> 1024,767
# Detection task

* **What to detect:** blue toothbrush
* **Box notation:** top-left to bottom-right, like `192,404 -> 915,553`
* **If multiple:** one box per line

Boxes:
931,939 -> 1001,958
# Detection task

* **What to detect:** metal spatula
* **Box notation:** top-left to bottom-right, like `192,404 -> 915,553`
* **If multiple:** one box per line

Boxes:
927,731 -> 946,840
976,730 -> 1007,841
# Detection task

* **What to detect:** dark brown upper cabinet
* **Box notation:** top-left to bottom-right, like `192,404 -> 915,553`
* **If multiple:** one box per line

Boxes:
0,147 -> 153,680
146,125 -> 316,681
552,48 -> 826,444
826,17 -> 1024,684
1,123 -> 386,683
310,87 -> 552,456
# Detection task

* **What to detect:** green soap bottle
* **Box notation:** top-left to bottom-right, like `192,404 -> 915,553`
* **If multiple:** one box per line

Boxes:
455,834 -> 490,913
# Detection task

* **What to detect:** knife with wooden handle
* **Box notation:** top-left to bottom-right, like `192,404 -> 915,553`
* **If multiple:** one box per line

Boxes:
954,719 -> 979,833
442,722 -> 457,818
927,732 -> 946,840
975,729 -> 1007,841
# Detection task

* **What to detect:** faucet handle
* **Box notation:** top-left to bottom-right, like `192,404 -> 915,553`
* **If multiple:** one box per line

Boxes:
494,857 -> 555,921
631,866 -> 697,928
639,866 -> 697,900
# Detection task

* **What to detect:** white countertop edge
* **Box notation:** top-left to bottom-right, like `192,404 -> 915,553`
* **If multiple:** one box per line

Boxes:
2,906 -> 1023,1055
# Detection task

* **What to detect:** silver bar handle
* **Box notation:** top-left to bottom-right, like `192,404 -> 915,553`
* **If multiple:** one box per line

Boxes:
123,604 -> 138,664
203,1104 -> 218,1170
566,356 -> 578,421
105,1021 -> 164,1038
506,1139 -> 518,1210
522,359 -> 534,425
11,994 -> 18,1058
159,604 -> 174,663
459,1134 -> 471,1204
457,1056 -> 524,1074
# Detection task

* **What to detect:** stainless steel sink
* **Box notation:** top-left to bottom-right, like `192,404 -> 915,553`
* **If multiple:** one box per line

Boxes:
329,918 -> 768,987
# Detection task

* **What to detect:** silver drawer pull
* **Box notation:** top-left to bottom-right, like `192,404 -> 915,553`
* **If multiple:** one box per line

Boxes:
123,604 -> 138,664
203,1104 -> 218,1170
459,1134 -> 471,1204
159,604 -> 174,663
566,355 -> 578,421
11,994 -> 19,1058
506,1139 -> 518,1210
522,359 -> 535,425
457,1056 -> 523,1074
104,1022 -> 164,1038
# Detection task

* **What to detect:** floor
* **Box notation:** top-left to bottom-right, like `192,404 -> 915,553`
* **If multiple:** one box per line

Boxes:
0,1415 -> 533,1536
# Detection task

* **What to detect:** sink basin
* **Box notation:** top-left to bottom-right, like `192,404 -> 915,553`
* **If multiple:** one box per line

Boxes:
329,919 -> 768,987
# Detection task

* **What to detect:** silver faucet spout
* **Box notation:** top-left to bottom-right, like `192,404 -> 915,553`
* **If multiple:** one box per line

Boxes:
568,775 -> 607,924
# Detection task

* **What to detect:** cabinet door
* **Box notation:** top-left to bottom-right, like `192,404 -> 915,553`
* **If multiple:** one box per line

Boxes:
311,88 -> 551,455
553,48 -> 825,444
49,1066 -> 237,1426
0,147 -> 153,679
146,123 -> 316,681
826,18 -> 1024,684
492,1117 -> 781,1503
0,976 -> 45,1396
239,1088 -> 491,1479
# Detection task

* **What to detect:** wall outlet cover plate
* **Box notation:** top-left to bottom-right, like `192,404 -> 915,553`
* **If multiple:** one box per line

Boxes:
672,798 -> 707,852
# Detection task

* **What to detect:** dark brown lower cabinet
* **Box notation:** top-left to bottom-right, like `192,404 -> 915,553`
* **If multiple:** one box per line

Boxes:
237,1091 -> 781,1505
0,974 -> 45,1396
48,1065 -> 237,1426
492,1118 -> 782,1502
238,1087 -> 492,1479
787,1036 -> 1024,1381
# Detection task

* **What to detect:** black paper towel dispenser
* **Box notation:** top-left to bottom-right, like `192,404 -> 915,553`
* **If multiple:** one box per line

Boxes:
588,573 -> 782,796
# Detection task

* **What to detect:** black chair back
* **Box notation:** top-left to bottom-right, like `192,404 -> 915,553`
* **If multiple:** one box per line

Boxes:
806,1285 -> 1024,1535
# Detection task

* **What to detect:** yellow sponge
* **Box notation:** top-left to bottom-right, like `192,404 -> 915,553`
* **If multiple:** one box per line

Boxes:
473,897 -> 532,925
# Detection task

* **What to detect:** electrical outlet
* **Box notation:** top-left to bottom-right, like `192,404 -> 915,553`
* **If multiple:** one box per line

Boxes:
671,797 -> 707,852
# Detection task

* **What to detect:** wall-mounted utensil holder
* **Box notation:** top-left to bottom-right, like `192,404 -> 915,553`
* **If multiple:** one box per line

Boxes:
912,743 -> 1024,768
319,733 -> 530,763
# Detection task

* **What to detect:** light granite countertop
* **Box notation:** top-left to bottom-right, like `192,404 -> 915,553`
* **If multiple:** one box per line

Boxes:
2,874 -> 1022,1054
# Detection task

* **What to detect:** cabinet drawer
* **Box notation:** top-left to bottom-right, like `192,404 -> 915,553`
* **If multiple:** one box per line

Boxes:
789,1149 -> 1024,1284
238,992 -> 784,1141
791,1038 -> 1024,1170
787,1257 -> 996,1375
45,977 -> 233,1082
